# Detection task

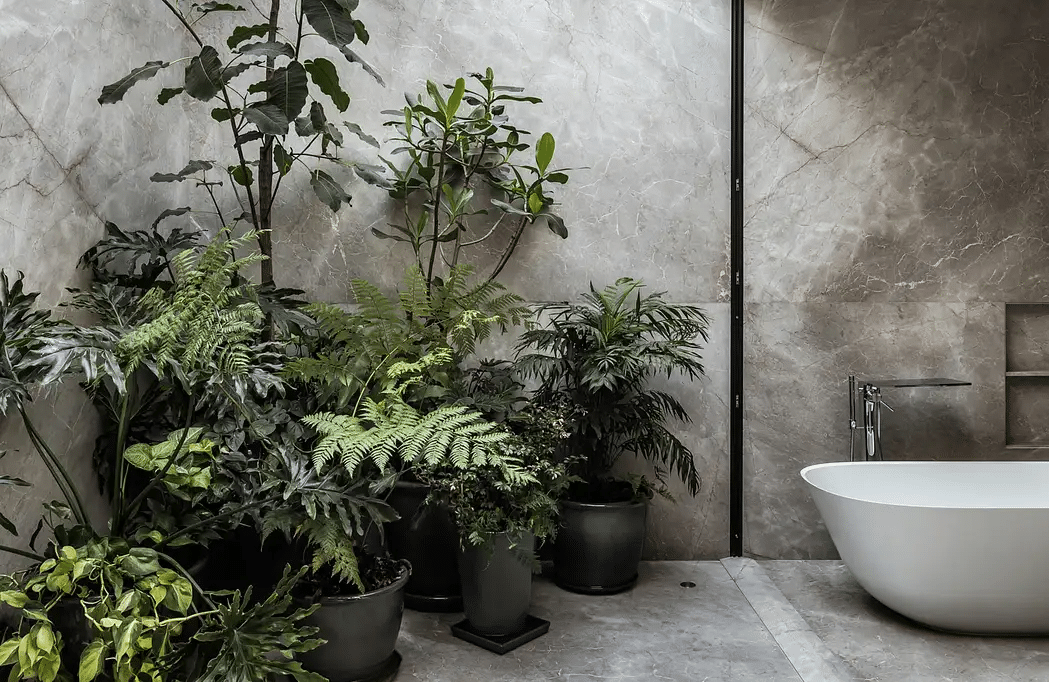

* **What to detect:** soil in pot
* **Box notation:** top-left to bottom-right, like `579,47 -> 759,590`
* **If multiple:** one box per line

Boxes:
298,554 -> 410,682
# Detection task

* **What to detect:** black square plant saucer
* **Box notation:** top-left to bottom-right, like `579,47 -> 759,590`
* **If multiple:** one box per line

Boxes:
450,615 -> 550,654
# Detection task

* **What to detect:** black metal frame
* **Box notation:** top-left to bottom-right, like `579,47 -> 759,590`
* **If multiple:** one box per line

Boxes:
729,0 -> 745,557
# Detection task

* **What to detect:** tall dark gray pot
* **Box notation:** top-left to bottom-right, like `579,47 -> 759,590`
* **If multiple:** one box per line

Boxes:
300,561 -> 410,681
386,480 -> 463,611
458,533 -> 535,636
554,499 -> 647,594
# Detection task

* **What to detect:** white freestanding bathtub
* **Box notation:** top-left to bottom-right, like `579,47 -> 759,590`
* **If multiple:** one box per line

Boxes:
801,461 -> 1049,635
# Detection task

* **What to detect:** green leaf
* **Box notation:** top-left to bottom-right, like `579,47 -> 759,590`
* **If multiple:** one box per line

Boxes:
244,102 -> 290,135
339,45 -> 383,85
157,87 -> 183,105
230,164 -> 254,186
150,160 -> 214,182
302,0 -> 359,48
252,61 -> 309,122
0,591 -> 27,608
184,46 -> 224,101
353,19 -> 369,44
527,191 -> 543,214
239,41 -> 295,59
78,640 -> 105,682
227,23 -> 270,49
274,143 -> 293,175
535,132 -> 555,174
304,58 -> 350,112
343,122 -> 378,147
35,626 -> 54,654
0,512 -> 17,536
547,171 -> 569,184
166,578 -> 193,614
445,78 -> 465,119
211,107 -> 237,122
98,61 -> 171,104
119,547 -> 160,577
0,639 -> 17,666
194,1 -> 244,14
151,207 -> 192,231
311,170 -> 351,212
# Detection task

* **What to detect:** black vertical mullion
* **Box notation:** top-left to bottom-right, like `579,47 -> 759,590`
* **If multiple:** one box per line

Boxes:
729,0 -> 745,557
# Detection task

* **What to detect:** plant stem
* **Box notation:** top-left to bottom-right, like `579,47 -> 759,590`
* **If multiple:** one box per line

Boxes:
0,545 -> 45,562
426,132 -> 451,294
156,496 -> 280,549
257,0 -> 281,290
487,215 -> 529,283
156,551 -> 220,611
19,409 -> 90,527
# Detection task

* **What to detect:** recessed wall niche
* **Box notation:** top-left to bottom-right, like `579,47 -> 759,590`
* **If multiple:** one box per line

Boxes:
1005,304 -> 1049,449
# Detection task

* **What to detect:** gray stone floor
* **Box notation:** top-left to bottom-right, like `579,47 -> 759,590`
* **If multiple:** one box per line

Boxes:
395,560 -> 1049,681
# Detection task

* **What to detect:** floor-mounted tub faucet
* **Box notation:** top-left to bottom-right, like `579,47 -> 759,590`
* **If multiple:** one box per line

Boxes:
847,375 -> 971,462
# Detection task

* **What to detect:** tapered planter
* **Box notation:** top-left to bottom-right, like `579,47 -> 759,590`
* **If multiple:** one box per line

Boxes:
553,499 -> 647,594
386,480 -> 463,611
458,532 -> 534,635
300,561 -> 410,682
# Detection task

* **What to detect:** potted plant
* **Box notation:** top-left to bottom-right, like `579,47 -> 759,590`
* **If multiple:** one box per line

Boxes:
516,277 -> 711,594
415,382 -> 576,651
0,236 -> 328,681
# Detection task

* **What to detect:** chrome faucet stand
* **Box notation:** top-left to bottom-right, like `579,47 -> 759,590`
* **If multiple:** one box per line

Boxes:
847,375 -> 971,462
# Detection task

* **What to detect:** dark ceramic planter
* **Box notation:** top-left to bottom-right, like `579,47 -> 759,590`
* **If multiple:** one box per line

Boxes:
300,560 -> 410,681
458,533 -> 534,636
386,481 -> 463,611
553,499 -> 647,594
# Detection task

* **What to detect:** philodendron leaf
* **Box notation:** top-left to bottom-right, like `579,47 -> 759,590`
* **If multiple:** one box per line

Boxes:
150,160 -> 214,183
304,58 -> 350,112
185,45 -> 224,101
244,102 -> 290,135
302,0 -> 359,48
535,132 -> 555,174
239,41 -> 295,59
98,61 -> 171,104
311,170 -> 351,212
79,639 -> 106,682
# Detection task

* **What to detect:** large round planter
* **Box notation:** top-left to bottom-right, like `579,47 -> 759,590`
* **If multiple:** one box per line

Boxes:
553,499 -> 647,594
386,481 -> 463,611
458,533 -> 535,636
300,560 -> 410,681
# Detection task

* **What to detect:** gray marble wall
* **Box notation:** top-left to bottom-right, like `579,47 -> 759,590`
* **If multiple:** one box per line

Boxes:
1,1 -> 734,561
745,1 -> 1049,558
0,0 -> 194,570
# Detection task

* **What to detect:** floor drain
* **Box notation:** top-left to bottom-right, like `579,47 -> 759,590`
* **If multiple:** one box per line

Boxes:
680,581 -> 696,588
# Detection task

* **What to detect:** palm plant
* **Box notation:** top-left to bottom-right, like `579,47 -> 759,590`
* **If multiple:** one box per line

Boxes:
516,277 -> 711,500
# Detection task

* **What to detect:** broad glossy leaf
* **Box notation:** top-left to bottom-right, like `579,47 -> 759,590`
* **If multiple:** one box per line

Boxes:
251,61 -> 308,122
302,0 -> 358,47
311,170 -> 351,212
157,87 -> 183,105
342,122 -> 378,147
304,58 -> 350,112
150,160 -> 214,183
184,46 -> 224,101
98,61 -> 171,104
221,61 -> 256,84
151,207 -> 192,230
194,1 -> 244,14
244,102 -> 290,135
340,45 -> 384,85
239,41 -> 295,59
230,164 -> 254,186
211,107 -> 236,122
354,19 -> 369,44
78,639 -> 106,682
119,547 -> 160,577
227,23 -> 271,49
547,171 -> 569,184
274,143 -> 292,176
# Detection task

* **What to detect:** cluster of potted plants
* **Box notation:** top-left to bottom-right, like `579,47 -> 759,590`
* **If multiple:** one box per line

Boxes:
0,1 -> 714,680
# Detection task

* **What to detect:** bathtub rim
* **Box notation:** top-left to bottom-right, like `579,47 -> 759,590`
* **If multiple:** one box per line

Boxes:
800,460 -> 1049,511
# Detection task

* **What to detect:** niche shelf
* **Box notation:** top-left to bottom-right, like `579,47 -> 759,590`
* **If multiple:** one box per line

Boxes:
1005,304 -> 1049,449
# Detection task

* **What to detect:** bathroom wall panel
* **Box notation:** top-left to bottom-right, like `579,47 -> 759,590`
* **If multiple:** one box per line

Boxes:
744,302 -> 1005,559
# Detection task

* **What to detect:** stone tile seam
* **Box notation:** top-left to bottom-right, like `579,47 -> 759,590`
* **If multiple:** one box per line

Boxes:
720,558 -> 855,682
